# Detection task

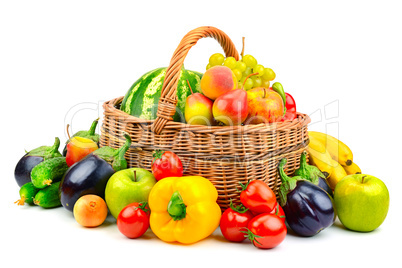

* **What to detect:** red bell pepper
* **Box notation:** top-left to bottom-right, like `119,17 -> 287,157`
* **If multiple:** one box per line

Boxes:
66,136 -> 98,167
282,92 -> 297,121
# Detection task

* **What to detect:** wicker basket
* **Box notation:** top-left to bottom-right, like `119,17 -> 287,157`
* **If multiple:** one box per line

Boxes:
100,26 -> 310,210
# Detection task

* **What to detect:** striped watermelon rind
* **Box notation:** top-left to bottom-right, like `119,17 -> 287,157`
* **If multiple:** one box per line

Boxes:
120,67 -> 203,122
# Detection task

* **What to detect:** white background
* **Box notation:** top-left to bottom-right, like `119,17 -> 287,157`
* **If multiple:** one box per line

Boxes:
1,1 -> 401,267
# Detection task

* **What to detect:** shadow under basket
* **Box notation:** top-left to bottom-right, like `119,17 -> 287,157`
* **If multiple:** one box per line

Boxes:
99,26 -> 311,210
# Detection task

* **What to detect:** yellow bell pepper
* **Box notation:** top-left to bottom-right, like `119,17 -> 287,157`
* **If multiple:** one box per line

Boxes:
148,176 -> 221,244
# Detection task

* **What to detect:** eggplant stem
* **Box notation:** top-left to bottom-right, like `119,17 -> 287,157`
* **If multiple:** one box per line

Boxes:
115,132 -> 132,160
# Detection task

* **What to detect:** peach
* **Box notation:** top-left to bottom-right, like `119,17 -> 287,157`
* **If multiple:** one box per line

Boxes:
200,66 -> 237,100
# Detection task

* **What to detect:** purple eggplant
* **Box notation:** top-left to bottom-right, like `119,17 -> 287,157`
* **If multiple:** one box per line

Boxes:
278,158 -> 336,237
59,133 -> 131,212
294,152 -> 333,197
14,138 -> 62,187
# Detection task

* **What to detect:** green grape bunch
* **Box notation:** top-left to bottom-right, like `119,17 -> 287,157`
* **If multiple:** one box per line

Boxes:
206,52 -> 276,90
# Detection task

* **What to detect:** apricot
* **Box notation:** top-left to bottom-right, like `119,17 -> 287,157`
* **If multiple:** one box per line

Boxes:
73,194 -> 108,227
200,66 -> 237,100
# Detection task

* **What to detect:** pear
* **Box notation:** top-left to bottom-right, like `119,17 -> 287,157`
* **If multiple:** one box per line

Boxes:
184,91 -> 214,126
212,89 -> 248,126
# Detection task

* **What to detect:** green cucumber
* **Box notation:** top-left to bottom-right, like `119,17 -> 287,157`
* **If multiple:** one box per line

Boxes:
34,182 -> 62,208
15,182 -> 39,206
31,157 -> 68,189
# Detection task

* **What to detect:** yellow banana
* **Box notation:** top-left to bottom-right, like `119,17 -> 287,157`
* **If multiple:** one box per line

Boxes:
327,159 -> 347,190
342,162 -> 362,175
306,136 -> 334,178
308,131 -> 353,166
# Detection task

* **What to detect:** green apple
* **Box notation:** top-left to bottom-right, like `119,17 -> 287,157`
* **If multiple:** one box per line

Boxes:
105,168 -> 156,219
334,174 -> 389,232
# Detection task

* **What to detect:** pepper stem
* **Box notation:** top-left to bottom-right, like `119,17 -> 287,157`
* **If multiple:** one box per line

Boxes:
66,124 -> 71,140
167,191 -> 186,221
88,118 -> 100,136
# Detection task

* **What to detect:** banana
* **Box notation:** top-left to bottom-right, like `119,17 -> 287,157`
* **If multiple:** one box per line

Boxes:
306,136 -> 334,178
327,159 -> 347,190
342,162 -> 362,175
308,131 -> 353,166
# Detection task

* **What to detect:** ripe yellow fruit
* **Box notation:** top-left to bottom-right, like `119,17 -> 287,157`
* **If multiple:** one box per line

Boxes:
308,131 -> 353,166
307,137 -> 334,178
342,162 -> 362,175
327,159 -> 347,190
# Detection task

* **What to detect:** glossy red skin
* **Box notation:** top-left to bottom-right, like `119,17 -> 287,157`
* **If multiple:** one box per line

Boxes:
240,180 -> 277,214
248,213 -> 287,249
220,207 -> 254,242
282,92 -> 297,121
213,89 -> 248,125
151,151 -> 183,181
66,142 -> 97,167
270,203 -> 286,224
117,202 -> 150,239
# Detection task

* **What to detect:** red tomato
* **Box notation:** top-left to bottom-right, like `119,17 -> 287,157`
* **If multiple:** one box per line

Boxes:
270,203 -> 286,224
246,213 -> 287,249
239,180 -> 277,214
220,202 -> 254,242
117,202 -> 150,239
151,150 -> 183,181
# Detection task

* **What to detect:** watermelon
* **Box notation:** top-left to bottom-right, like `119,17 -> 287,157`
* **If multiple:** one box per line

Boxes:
120,67 -> 203,122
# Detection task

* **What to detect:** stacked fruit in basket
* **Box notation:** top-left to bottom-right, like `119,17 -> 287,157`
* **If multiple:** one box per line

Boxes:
185,50 -> 297,126
13,34 -> 390,249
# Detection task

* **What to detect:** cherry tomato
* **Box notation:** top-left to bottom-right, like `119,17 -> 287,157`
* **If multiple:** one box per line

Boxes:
220,202 -> 254,242
239,180 -> 277,214
117,202 -> 150,239
151,150 -> 183,181
270,203 -> 286,224
245,213 -> 287,249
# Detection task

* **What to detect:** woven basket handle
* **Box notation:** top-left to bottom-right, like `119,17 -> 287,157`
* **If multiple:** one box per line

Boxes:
151,26 -> 239,134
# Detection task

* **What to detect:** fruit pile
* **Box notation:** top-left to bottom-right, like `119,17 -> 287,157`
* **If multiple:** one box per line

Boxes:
14,34 -> 390,249
186,55 -> 294,126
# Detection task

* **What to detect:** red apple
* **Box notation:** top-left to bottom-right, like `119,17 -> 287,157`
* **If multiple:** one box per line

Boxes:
245,87 -> 284,124
212,89 -> 248,126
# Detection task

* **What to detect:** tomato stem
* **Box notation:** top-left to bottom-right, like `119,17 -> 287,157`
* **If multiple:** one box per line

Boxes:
237,179 -> 251,192
229,199 -> 249,213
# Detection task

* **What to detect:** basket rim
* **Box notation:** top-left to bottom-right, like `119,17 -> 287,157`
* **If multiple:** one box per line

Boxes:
103,96 -> 311,134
